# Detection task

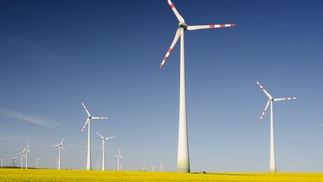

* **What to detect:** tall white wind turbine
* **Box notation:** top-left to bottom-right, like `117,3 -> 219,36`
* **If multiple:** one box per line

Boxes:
24,142 -> 33,169
96,132 -> 114,171
35,157 -> 40,168
141,164 -> 147,171
11,156 -> 18,167
115,148 -> 124,171
53,138 -> 65,170
151,163 -> 156,172
159,162 -> 166,172
159,0 -> 236,173
256,80 -> 296,172
81,102 -> 108,170
0,159 -> 4,167
18,149 -> 25,169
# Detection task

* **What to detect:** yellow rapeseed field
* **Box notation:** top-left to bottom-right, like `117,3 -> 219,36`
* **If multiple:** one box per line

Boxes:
1,168 -> 323,182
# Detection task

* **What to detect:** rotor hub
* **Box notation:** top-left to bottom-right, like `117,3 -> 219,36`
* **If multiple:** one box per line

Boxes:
179,23 -> 188,30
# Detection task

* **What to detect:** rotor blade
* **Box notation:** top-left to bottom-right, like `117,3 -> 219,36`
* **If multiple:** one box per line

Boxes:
105,136 -> 115,140
53,144 -> 59,147
167,0 -> 185,23
273,97 -> 297,102
61,146 -> 66,152
160,28 -> 181,69
91,116 -> 108,120
60,138 -> 64,145
96,132 -> 105,139
260,100 -> 271,120
27,149 -> 34,156
81,102 -> 91,117
256,80 -> 273,99
187,24 -> 236,31
81,118 -> 90,132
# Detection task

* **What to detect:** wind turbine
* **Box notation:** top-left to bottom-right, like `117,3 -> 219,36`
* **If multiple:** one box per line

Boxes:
159,162 -> 166,172
96,132 -> 114,171
55,157 -> 59,169
34,157 -> 40,168
141,164 -> 147,171
81,102 -> 108,170
95,160 -> 101,170
151,163 -> 156,172
256,80 -> 296,172
159,0 -> 236,173
0,159 -> 4,167
115,148 -> 124,171
53,138 -> 65,170
24,142 -> 33,169
11,156 -> 18,167
18,149 -> 25,169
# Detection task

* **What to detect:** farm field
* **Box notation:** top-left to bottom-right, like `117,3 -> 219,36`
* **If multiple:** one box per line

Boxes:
1,169 -> 323,182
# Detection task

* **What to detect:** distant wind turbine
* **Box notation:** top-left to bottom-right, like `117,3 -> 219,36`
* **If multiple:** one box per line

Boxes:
256,80 -> 296,172
115,148 -> 124,171
53,138 -> 65,170
151,163 -> 156,172
95,160 -> 101,170
141,164 -> 147,171
159,0 -> 236,173
34,157 -> 40,168
81,102 -> 108,170
18,149 -> 25,169
24,142 -> 33,169
96,132 -> 114,171
159,162 -> 166,172
0,159 -> 4,167
11,156 -> 18,167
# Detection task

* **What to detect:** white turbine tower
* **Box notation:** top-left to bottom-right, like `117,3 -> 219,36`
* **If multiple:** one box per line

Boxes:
55,157 -> 59,169
34,157 -> 40,168
95,160 -> 101,170
11,156 -> 18,167
24,142 -> 33,169
159,162 -> 166,172
115,148 -> 124,171
151,163 -> 156,172
0,159 -> 4,167
96,132 -> 114,171
81,102 -> 108,170
18,149 -> 25,169
256,80 -> 296,172
141,164 -> 147,171
53,138 -> 65,170
159,0 -> 236,173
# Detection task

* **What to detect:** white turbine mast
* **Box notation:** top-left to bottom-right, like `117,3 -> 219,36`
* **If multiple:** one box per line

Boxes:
0,159 -> 4,168
55,157 -> 59,169
141,164 -> 147,171
159,0 -> 236,173
159,162 -> 166,172
34,157 -> 40,168
151,163 -> 156,172
95,160 -> 101,170
24,142 -> 33,169
11,156 -> 18,167
53,138 -> 65,170
256,80 -> 296,172
96,132 -> 114,171
81,102 -> 108,170
18,149 -> 25,169
115,148 -> 124,171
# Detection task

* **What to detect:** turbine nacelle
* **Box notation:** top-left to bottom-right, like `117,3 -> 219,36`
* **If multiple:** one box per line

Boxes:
179,23 -> 188,30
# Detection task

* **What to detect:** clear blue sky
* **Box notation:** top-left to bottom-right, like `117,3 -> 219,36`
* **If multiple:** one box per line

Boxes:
1,0 -> 323,172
